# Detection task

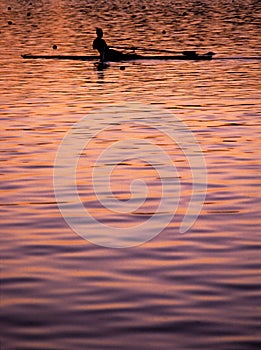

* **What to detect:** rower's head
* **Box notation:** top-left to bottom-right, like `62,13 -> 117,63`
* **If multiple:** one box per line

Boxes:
96,27 -> 103,38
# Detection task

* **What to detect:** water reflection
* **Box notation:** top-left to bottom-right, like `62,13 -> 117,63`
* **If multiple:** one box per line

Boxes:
1,0 -> 260,349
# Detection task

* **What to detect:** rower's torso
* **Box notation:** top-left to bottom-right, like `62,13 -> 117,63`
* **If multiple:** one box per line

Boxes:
93,38 -> 108,54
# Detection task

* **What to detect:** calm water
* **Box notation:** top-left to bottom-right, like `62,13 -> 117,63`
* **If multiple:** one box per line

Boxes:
1,0 -> 261,349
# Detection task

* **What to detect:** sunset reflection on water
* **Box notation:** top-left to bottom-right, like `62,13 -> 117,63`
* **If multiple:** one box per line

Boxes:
1,0 -> 260,349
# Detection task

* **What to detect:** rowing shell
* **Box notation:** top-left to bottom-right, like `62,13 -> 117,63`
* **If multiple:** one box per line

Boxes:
21,52 -> 214,61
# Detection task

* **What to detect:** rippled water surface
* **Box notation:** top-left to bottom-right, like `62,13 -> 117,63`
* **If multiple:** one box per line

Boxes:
1,1 -> 261,349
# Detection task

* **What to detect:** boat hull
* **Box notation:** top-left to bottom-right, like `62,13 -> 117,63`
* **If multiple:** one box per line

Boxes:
21,53 -> 213,61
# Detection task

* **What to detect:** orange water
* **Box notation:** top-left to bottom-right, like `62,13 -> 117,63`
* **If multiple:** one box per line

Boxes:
1,1 -> 260,349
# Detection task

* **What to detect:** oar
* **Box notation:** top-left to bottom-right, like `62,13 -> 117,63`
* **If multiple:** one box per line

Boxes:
110,45 -> 197,55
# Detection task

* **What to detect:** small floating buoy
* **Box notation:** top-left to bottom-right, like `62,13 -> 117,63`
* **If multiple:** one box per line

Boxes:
27,12 -> 31,17
8,6 -> 11,10
52,45 -> 57,50
162,30 -> 166,34
8,21 -> 12,25
142,5 -> 146,9
120,66 -> 125,70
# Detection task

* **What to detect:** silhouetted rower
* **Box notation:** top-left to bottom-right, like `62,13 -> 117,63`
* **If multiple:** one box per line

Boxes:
93,28 -> 124,62
93,28 -> 108,61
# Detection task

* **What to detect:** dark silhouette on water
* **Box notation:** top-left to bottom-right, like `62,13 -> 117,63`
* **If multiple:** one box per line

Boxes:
92,29 -> 215,65
92,28 -> 127,62
92,28 -> 107,61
